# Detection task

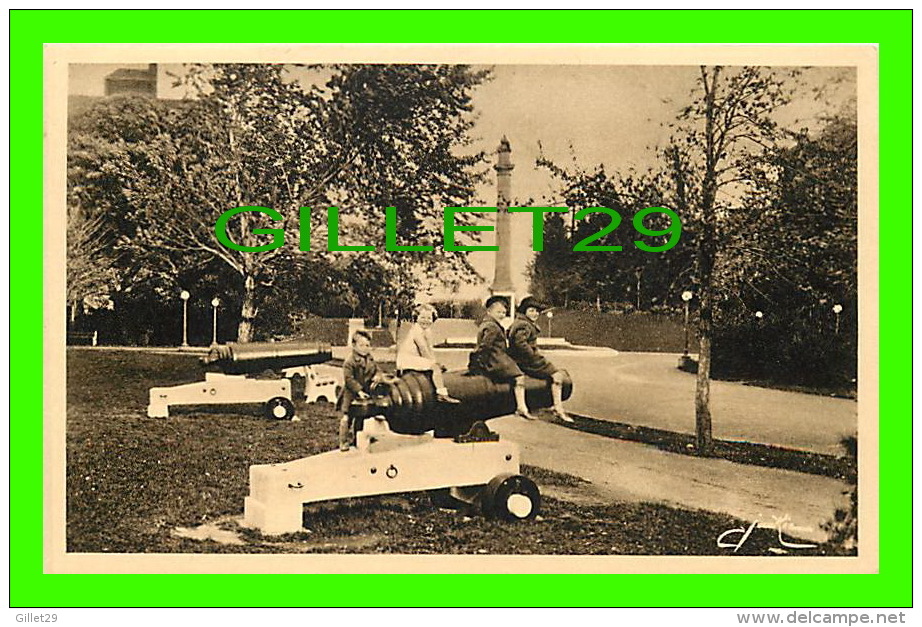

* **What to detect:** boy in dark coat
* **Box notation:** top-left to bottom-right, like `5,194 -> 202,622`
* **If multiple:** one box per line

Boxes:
508,296 -> 572,422
337,330 -> 382,451
468,296 -> 534,419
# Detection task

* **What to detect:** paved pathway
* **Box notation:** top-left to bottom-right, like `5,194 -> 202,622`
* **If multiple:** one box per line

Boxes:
491,415 -> 850,543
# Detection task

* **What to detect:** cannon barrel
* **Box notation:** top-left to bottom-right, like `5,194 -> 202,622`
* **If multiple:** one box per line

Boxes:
202,341 -> 332,375
350,370 -> 573,437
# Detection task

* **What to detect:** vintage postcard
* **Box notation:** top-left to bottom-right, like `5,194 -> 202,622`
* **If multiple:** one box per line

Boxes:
44,43 -> 878,574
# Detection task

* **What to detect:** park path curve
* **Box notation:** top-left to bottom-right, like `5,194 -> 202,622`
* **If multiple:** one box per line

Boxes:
491,415 -> 850,544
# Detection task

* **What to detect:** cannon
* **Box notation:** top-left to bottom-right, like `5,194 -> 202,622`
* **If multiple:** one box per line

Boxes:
357,370 -> 572,437
147,341 -> 332,420
201,342 -> 333,375
242,369 -> 572,535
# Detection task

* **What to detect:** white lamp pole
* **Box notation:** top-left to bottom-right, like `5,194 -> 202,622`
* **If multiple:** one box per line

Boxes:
681,290 -> 693,356
180,290 -> 191,347
211,297 -> 220,346
832,304 -> 843,335
546,310 -> 554,338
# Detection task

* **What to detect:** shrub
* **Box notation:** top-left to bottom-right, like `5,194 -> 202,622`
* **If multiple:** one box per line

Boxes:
821,436 -> 857,553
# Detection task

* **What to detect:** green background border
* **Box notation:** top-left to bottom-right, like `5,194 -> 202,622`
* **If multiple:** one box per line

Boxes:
12,9 -> 911,608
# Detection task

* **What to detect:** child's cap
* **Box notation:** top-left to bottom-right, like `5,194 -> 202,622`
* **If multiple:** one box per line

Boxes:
517,296 -> 545,314
352,329 -> 372,343
484,295 -> 510,311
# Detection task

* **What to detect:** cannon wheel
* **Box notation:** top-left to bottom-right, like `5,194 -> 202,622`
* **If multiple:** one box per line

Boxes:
482,473 -> 540,521
264,397 -> 296,421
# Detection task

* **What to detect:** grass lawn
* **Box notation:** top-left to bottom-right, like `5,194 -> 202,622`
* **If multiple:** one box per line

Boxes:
66,349 -> 837,555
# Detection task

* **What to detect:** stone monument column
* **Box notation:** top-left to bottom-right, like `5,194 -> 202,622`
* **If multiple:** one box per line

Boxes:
490,136 -> 516,315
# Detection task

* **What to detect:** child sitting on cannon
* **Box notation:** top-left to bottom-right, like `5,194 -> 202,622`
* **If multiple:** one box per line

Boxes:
396,303 -> 461,404
507,297 -> 572,422
467,295 -> 535,420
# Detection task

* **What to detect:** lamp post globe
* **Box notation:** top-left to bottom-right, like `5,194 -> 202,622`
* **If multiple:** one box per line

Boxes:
681,290 -> 693,303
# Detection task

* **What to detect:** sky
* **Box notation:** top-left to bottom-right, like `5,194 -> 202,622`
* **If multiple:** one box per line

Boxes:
463,64 -> 698,296
70,63 -> 855,300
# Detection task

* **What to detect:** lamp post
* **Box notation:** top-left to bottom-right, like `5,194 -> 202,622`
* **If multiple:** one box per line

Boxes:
681,290 -> 693,356
546,310 -> 554,338
832,303 -> 842,335
180,290 -> 190,347
211,297 -> 220,346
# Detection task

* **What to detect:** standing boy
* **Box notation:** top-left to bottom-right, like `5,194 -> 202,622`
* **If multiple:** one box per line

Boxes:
337,330 -> 382,452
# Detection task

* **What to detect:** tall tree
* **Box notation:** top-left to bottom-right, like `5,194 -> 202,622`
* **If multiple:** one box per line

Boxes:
670,66 -> 793,453
67,96 -> 172,326
69,64 -> 489,342
66,206 -> 119,324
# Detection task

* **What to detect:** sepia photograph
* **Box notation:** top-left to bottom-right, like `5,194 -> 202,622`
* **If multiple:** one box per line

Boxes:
44,43 -> 877,574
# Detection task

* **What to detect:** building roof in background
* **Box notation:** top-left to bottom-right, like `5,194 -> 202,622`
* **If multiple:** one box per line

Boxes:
106,68 -> 156,82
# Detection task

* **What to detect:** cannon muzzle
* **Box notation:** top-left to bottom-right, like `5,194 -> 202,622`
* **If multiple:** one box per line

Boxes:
350,370 -> 572,437
202,341 -> 332,375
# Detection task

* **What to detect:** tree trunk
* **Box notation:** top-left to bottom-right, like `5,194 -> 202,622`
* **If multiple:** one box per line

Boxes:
694,295 -> 714,454
695,231 -> 716,455
694,65 -> 720,457
595,293 -> 601,312
237,274 -> 257,343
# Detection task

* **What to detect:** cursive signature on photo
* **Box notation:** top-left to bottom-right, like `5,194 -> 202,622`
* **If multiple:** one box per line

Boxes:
717,515 -> 818,553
